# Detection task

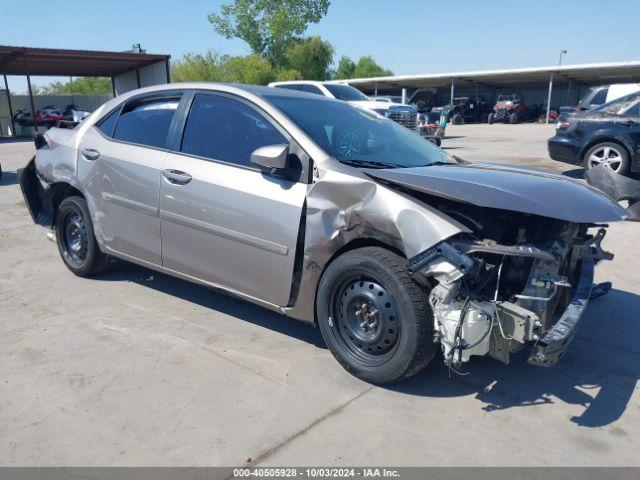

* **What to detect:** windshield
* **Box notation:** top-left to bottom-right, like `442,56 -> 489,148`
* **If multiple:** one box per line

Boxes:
497,94 -> 518,102
324,84 -> 369,101
268,96 -> 451,168
592,92 -> 640,114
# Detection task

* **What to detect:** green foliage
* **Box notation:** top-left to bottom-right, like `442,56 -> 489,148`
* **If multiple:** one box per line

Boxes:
208,0 -> 330,64
282,36 -> 333,80
220,54 -> 276,84
33,77 -> 112,95
172,51 -> 225,82
334,55 -> 356,80
274,68 -> 303,81
352,55 -> 393,78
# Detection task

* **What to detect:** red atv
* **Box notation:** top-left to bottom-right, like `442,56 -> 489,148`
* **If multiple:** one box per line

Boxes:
488,93 -> 526,124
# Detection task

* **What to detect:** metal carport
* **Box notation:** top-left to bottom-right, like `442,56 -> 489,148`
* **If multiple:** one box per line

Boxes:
337,61 -> 640,122
0,45 -> 171,136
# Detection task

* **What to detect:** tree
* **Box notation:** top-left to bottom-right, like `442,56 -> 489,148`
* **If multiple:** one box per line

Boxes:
353,55 -> 393,78
172,51 -> 225,82
219,54 -> 276,84
334,55 -> 356,80
34,77 -> 112,95
208,0 -> 330,65
282,36 -> 333,80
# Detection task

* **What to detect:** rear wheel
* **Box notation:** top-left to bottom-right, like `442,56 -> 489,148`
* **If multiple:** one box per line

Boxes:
55,196 -> 108,277
583,142 -> 630,175
509,112 -> 519,124
452,113 -> 463,125
316,247 -> 436,384
488,112 -> 495,124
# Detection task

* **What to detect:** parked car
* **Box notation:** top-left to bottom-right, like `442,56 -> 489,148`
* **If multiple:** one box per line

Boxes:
548,92 -> 640,176
20,83 -> 628,384
559,83 -> 640,117
432,96 -> 491,125
269,80 -> 419,131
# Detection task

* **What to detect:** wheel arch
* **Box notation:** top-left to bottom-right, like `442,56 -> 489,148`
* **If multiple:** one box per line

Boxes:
579,136 -> 634,163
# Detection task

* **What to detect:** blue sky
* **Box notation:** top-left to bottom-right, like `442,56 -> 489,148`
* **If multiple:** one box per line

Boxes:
2,0 -> 639,92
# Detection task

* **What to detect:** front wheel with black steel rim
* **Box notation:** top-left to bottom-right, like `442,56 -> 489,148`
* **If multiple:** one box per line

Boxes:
55,196 -> 108,277
583,142 -> 630,175
316,247 -> 436,384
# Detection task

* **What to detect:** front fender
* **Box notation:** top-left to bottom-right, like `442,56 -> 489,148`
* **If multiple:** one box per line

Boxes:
283,166 -> 466,323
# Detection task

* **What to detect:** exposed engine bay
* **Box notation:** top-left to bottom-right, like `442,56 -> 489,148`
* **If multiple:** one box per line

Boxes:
406,198 -> 614,369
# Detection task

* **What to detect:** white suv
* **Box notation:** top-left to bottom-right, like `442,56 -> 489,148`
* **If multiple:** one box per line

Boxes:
269,81 -> 419,130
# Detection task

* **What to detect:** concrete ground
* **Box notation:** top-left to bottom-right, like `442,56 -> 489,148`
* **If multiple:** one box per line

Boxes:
1,124 -> 639,466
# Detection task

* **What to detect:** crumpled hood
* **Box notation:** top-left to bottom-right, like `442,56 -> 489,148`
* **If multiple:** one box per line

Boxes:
364,162 -> 629,223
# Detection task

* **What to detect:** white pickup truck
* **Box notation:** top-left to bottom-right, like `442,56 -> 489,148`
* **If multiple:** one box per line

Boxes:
269,80 -> 419,131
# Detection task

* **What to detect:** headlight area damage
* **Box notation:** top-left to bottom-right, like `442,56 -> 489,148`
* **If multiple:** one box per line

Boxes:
363,163 -> 628,369
408,227 -> 611,368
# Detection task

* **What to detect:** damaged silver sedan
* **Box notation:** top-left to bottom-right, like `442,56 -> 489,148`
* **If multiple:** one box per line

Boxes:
19,83 -> 629,384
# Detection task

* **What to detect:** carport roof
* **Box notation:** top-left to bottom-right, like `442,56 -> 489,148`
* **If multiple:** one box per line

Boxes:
0,45 -> 170,77
338,61 -> 640,91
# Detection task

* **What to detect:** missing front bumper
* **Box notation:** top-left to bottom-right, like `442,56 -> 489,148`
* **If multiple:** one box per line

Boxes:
527,259 -> 594,367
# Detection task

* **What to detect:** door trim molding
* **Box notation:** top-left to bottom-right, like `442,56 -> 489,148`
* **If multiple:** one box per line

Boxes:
159,210 -> 289,256
102,192 -> 159,217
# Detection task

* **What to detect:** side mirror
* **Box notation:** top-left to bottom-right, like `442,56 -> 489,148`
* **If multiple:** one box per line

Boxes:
250,144 -> 289,172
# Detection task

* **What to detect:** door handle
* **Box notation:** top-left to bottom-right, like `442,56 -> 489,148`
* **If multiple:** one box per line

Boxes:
80,148 -> 100,161
162,169 -> 192,185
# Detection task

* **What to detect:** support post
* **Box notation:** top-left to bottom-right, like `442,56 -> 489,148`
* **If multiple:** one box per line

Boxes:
566,79 -> 573,105
110,76 -> 116,97
165,58 -> 171,83
3,74 -> 16,137
401,88 -> 407,104
374,82 -> 378,97
546,73 -> 554,124
135,68 -> 141,88
450,78 -> 455,105
23,50 -> 38,133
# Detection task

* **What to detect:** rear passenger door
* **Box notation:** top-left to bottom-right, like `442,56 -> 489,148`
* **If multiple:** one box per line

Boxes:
159,92 -> 308,306
78,93 -> 181,265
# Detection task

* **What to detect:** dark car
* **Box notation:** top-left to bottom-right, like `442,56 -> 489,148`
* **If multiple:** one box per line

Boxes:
548,92 -> 640,176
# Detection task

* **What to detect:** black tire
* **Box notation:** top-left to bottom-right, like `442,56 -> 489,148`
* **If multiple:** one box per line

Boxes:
509,112 -> 519,124
451,113 -> 463,125
480,113 -> 489,123
583,142 -> 630,175
316,247 -> 436,384
55,196 -> 108,277
488,112 -> 495,124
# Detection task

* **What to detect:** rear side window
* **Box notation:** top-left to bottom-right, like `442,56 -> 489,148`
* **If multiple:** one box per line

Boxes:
112,97 -> 180,148
301,84 -> 323,95
591,88 -> 608,105
97,108 -> 119,137
181,94 -> 287,168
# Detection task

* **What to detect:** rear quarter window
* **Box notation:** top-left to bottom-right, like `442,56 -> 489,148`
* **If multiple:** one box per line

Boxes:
112,96 -> 180,149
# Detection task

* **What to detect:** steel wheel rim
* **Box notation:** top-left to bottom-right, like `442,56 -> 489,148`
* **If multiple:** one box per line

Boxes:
588,146 -> 623,173
330,275 -> 400,365
62,211 -> 88,265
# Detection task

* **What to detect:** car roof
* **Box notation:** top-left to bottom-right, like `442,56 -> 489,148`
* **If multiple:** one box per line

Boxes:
269,80 -> 325,86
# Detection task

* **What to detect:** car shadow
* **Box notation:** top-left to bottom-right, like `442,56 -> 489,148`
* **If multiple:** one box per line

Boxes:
392,287 -> 640,428
561,167 -> 585,179
94,261 -> 326,348
95,261 -> 638,427
0,170 -> 18,186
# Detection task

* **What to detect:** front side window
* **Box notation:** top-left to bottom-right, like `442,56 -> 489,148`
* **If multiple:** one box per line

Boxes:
268,95 -> 451,168
113,97 -> 180,148
181,94 -> 287,168
623,101 -> 640,117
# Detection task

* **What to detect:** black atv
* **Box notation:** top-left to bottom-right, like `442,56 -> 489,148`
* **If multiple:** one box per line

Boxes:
433,96 -> 491,124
